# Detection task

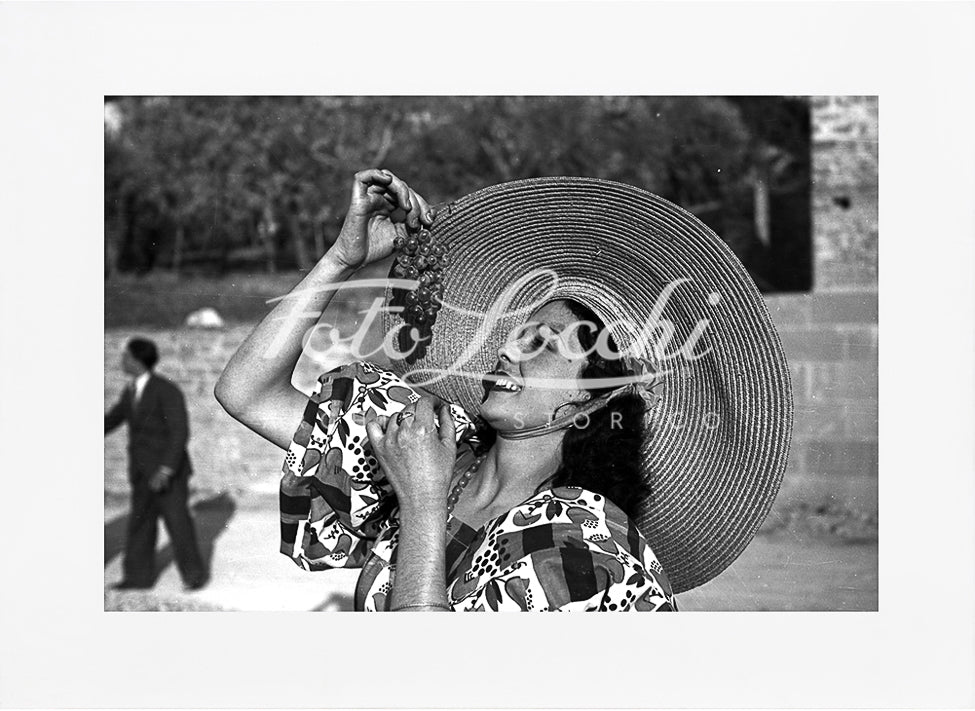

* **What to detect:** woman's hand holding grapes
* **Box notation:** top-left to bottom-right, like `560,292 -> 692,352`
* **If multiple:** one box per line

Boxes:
327,169 -> 436,271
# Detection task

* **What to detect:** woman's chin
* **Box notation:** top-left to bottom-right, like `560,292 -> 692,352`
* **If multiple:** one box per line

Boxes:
478,395 -> 519,430
477,400 -> 504,426
478,396 -> 547,433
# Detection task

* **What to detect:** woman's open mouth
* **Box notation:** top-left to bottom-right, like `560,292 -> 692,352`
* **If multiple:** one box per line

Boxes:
483,369 -> 524,393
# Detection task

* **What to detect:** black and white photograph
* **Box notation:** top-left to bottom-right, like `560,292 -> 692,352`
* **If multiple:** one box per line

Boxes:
2,2 -> 974,709
102,95 -> 875,613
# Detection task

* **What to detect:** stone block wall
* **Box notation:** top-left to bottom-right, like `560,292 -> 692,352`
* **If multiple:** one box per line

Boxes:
104,327 -> 283,497
766,96 -> 878,514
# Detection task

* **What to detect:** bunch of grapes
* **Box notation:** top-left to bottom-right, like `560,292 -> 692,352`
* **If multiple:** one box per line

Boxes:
390,226 -> 449,362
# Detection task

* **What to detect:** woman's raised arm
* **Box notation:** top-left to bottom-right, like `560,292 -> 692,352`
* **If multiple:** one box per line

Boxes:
214,168 -> 435,449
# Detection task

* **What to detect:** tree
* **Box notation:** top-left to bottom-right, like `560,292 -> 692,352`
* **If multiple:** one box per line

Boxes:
105,96 -> 807,289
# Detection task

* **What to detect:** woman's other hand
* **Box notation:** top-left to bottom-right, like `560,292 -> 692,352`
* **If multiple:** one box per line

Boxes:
327,169 -> 436,270
364,397 -> 457,514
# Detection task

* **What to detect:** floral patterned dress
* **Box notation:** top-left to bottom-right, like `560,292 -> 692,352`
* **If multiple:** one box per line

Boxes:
279,361 -> 678,612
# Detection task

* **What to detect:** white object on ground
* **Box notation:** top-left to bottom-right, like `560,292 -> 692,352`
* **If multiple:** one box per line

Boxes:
185,307 -> 225,329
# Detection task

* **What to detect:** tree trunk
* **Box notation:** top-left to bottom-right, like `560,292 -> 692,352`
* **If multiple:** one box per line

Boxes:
105,221 -> 119,279
752,164 -> 771,248
371,124 -> 395,166
172,222 -> 185,275
313,221 -> 325,261
105,198 -> 128,279
258,202 -> 278,273
288,212 -> 310,271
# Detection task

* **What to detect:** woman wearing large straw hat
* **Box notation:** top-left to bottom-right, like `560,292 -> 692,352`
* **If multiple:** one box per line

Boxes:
215,168 -> 793,611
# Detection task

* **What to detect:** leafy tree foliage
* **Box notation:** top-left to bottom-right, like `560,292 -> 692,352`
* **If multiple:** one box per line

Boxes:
105,96 -> 809,289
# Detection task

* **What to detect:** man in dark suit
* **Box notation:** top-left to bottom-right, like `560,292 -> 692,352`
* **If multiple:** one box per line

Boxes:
105,337 -> 208,590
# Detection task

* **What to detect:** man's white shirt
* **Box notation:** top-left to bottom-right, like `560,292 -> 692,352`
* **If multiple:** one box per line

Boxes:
132,370 -> 151,408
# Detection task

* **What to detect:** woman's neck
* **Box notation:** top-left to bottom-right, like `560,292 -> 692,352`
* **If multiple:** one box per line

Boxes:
470,431 -> 563,505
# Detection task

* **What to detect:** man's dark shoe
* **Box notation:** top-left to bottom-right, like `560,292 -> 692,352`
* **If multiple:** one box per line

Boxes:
184,575 -> 209,592
112,580 -> 153,591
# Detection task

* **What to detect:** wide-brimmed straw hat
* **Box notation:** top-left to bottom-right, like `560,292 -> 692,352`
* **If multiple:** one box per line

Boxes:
381,176 -> 794,594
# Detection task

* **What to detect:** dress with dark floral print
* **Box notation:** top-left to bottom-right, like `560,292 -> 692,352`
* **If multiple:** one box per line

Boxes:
279,361 -> 677,612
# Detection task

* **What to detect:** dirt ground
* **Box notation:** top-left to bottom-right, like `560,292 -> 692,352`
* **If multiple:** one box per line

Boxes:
104,491 -> 877,612
678,535 -> 877,611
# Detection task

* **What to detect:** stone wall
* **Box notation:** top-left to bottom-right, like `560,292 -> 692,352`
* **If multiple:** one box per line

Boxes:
767,96 -> 878,514
104,327 -> 283,497
810,95 -> 879,290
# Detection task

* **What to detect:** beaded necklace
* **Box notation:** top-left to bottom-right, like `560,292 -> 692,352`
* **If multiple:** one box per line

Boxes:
445,453 -> 486,520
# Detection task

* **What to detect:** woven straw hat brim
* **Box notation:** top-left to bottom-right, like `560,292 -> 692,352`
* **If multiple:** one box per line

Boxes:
381,177 -> 794,594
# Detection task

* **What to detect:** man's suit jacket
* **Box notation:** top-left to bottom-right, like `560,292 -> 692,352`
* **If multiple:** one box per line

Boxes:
105,372 -> 193,480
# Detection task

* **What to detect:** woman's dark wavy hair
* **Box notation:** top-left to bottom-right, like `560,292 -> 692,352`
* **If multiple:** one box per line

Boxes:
547,300 -> 649,519
473,299 -> 649,520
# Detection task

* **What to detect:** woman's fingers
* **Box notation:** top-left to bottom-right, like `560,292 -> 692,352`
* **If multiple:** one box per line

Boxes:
384,406 -> 402,446
407,187 -> 432,230
377,190 -> 398,211
380,171 -> 435,231
365,183 -> 396,204
352,168 -> 433,229
364,409 -> 393,449
361,193 -> 396,218
354,168 -> 393,186
369,398 -> 449,455
381,170 -> 413,216
364,417 -> 385,451
359,169 -> 433,231
437,403 -> 455,444
352,169 -> 393,203
414,396 -> 435,429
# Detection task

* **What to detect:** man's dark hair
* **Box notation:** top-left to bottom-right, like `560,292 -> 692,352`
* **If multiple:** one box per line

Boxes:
126,337 -> 159,371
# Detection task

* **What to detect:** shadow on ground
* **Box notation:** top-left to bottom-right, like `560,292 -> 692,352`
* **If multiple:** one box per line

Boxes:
105,491 -> 877,611
105,493 -> 236,583
312,592 -> 355,611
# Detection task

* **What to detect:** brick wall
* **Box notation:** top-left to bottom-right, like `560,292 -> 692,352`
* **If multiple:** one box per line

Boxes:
810,96 -> 879,290
105,327 -> 284,497
767,96 -> 878,514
